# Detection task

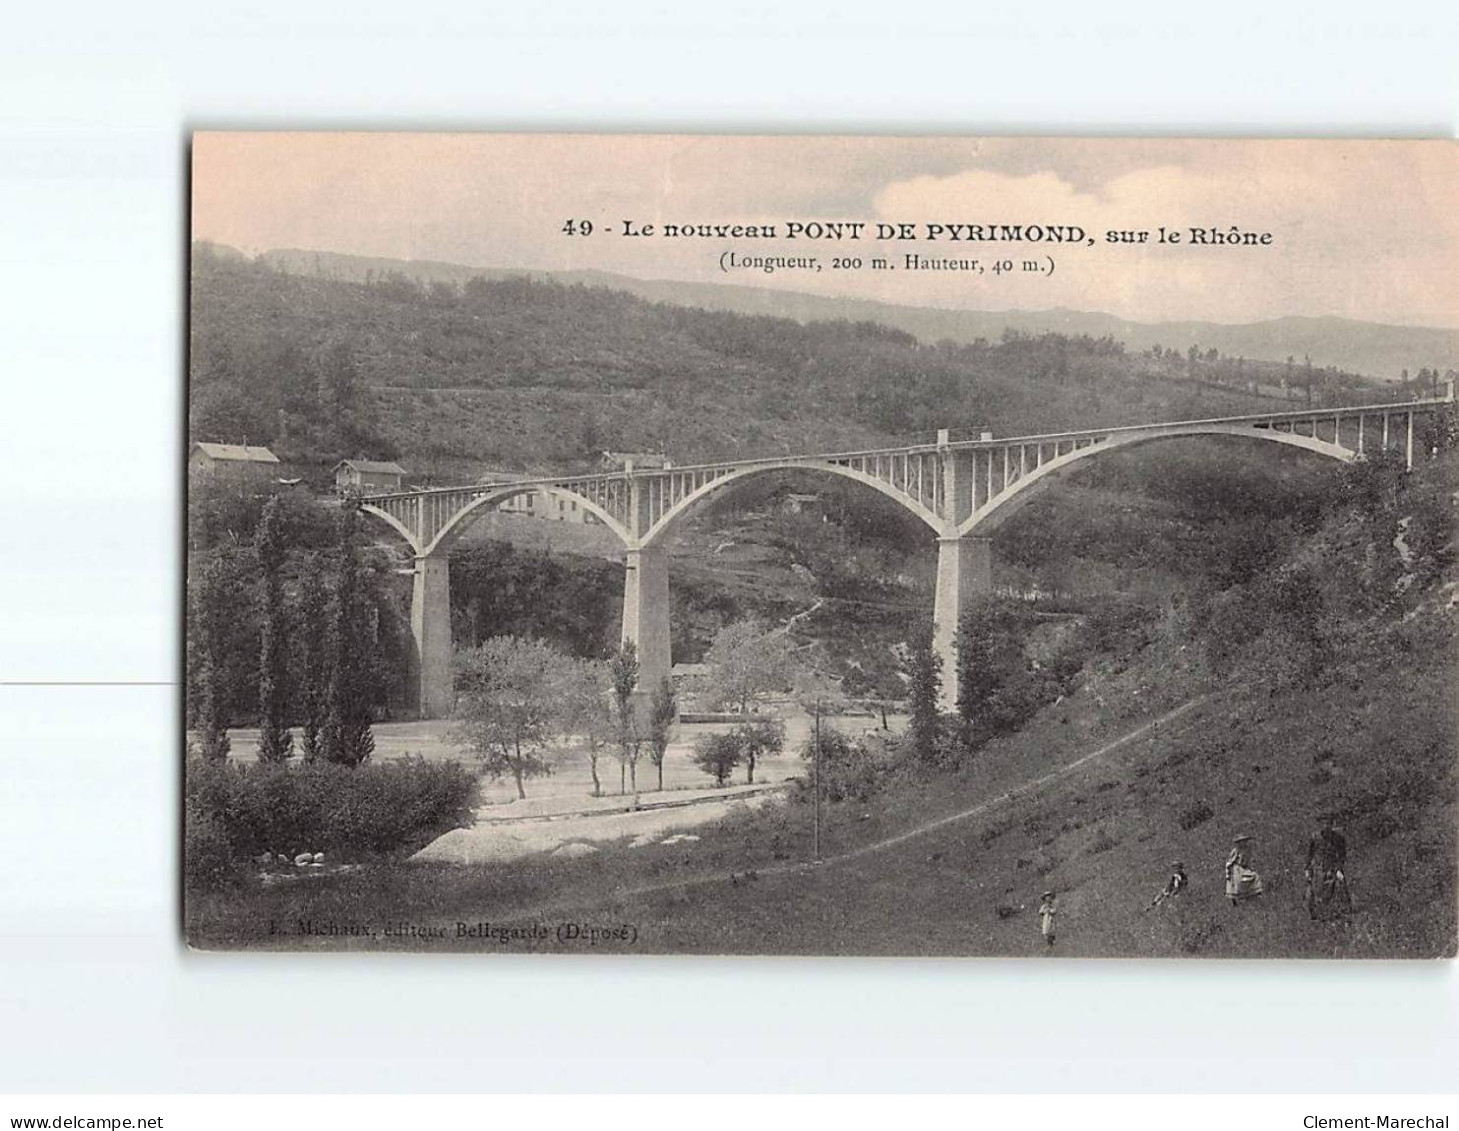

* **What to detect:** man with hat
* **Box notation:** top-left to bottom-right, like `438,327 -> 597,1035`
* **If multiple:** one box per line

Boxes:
1305,814 -> 1351,920
1224,835 -> 1264,905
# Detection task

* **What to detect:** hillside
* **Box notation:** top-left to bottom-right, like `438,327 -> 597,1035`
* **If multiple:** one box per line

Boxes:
190,245 -> 1403,486
253,245 -> 1459,381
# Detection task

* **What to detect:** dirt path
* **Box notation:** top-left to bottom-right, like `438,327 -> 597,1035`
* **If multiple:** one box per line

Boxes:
489,692 -> 1214,920
831,693 -> 1209,867
783,597 -> 826,632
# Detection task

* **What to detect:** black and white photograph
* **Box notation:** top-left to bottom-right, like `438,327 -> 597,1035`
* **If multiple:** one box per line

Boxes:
180,134 -> 1458,958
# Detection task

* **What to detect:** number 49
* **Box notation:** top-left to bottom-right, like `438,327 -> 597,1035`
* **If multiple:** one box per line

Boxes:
561,219 -> 594,236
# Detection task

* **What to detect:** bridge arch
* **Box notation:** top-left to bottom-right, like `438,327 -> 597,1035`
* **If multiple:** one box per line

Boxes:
356,502 -> 421,552
958,423 -> 1355,538
361,483 -> 633,557
426,485 -> 633,555
641,460 -> 945,547
358,485 -> 633,720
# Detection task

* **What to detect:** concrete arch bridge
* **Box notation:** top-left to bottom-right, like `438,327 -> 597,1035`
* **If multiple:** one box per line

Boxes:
360,393 -> 1454,717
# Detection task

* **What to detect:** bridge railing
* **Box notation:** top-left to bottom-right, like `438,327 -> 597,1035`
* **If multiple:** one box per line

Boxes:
358,391 -> 1455,501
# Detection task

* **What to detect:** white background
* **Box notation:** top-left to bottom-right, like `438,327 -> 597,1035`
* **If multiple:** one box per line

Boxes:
0,0 -> 1455,1094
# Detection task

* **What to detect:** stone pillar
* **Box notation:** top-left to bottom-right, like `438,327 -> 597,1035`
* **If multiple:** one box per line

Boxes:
938,442 -> 975,528
932,535 -> 992,711
621,544 -> 671,695
411,553 -> 454,719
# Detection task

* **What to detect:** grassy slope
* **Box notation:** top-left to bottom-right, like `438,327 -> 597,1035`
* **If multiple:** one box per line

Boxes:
188,591 -> 1455,957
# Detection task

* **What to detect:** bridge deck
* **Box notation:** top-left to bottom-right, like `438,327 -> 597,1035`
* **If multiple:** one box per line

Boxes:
361,393 -> 1453,502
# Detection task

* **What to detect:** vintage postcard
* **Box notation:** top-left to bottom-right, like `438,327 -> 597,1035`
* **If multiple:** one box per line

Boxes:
185,134 -> 1457,956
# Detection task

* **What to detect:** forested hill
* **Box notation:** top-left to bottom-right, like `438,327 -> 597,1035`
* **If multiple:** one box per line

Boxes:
190,244 -> 1395,483
257,246 -> 1459,382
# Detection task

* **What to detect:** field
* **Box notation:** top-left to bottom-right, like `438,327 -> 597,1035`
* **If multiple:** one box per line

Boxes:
218,709 -> 864,809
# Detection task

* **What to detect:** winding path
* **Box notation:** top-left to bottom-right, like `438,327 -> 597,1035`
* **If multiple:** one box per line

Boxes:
495,692 -> 1214,920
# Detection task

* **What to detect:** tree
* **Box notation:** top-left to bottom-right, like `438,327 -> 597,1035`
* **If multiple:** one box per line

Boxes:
557,658 -> 613,798
254,495 -> 293,763
799,726 -> 877,803
735,716 -> 785,785
954,597 -> 1028,736
840,649 -> 902,729
647,676 -> 678,792
319,505 -> 375,767
317,339 -> 361,420
453,636 -> 564,799
608,641 -> 642,799
192,557 -> 231,762
295,551 -> 330,761
906,624 -> 942,764
702,619 -> 794,714
692,731 -> 743,787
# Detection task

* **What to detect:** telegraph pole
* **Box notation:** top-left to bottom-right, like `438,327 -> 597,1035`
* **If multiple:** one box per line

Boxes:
813,697 -> 822,864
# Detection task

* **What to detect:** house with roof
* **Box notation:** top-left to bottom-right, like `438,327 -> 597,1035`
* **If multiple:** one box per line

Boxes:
334,458 -> 407,494
188,442 -> 281,480
601,450 -> 671,471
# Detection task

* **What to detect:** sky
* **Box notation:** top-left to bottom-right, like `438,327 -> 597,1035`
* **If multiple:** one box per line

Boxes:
192,134 -> 1459,328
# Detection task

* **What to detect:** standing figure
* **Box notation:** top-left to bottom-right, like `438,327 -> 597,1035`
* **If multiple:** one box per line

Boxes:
1304,816 -> 1351,920
1148,861 -> 1188,910
1038,890 -> 1057,947
1224,835 -> 1264,905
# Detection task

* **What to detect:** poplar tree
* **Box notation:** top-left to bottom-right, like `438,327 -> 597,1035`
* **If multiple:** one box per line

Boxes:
295,551 -> 330,762
906,624 -> 942,765
254,495 -> 293,763
557,657 -> 613,798
647,676 -> 678,792
193,557 -> 231,762
608,641 -> 641,797
320,505 -> 375,767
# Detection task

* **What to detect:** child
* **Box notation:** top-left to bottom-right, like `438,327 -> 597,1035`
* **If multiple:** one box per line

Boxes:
1038,890 -> 1057,947
1224,835 -> 1264,905
1148,861 -> 1188,909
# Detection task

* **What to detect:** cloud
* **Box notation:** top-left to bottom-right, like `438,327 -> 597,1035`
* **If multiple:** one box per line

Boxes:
192,135 -> 1458,328
868,145 -> 1458,324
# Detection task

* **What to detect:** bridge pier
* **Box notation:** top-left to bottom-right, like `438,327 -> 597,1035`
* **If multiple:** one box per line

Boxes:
411,553 -> 454,719
932,535 -> 992,711
621,545 -> 672,697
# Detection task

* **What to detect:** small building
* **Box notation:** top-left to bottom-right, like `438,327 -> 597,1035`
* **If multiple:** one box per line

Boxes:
188,442 -> 281,480
335,458 -> 406,495
783,492 -> 824,517
602,450 -> 671,471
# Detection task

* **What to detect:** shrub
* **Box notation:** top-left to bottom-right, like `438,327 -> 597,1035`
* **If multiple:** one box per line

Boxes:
1177,800 -> 1214,831
692,732 -> 743,786
799,726 -> 883,803
183,798 -> 234,890
1079,600 -> 1158,661
184,755 -> 480,885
